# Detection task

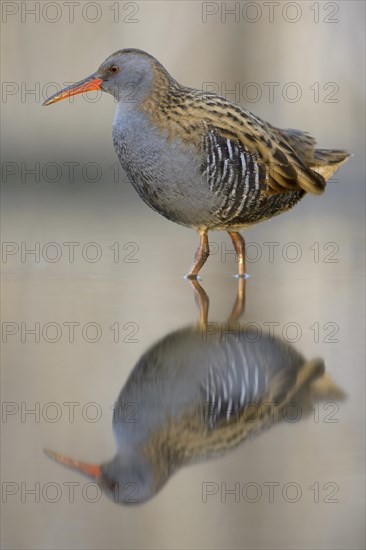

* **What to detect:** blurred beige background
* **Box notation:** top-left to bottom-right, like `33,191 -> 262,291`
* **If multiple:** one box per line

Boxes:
2,0 -> 365,161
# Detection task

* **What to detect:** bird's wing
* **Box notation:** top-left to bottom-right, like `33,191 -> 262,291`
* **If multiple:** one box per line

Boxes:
272,127 -> 317,164
200,109 -> 326,195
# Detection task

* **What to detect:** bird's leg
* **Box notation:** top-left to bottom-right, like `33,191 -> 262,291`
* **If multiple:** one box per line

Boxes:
228,231 -> 246,277
186,230 -> 209,279
188,279 -> 210,328
227,276 -> 246,327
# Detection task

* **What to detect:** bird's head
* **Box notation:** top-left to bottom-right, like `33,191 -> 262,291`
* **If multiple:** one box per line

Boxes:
43,49 -> 165,107
44,448 -> 154,505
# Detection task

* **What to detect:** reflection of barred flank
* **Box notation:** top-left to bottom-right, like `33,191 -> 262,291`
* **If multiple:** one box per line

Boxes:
143,354 -> 327,493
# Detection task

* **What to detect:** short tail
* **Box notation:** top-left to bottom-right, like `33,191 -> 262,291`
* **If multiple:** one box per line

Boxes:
276,128 -> 351,183
309,149 -> 351,182
310,371 -> 347,401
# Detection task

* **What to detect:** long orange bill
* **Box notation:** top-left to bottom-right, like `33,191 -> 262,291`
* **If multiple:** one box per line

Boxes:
43,74 -> 103,106
44,448 -> 101,479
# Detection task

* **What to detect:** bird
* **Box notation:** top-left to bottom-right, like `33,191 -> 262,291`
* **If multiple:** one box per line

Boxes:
43,49 -> 350,278
44,282 -> 345,505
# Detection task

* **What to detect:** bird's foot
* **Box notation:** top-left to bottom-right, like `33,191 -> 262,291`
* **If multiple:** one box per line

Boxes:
184,273 -> 202,280
234,273 -> 250,279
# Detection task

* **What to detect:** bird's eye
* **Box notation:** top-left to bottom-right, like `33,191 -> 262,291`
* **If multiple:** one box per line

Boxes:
108,480 -> 118,492
110,65 -> 119,74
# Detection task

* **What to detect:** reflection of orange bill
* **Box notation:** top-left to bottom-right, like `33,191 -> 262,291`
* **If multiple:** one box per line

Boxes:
43,76 -> 103,106
44,449 -> 101,479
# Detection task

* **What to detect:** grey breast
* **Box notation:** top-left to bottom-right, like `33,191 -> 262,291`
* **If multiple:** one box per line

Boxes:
112,107 -> 232,229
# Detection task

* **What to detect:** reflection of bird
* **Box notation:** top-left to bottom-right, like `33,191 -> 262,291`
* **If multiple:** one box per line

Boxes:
45,288 -> 344,505
43,49 -> 350,278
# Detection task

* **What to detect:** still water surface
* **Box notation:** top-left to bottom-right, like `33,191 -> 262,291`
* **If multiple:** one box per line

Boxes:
1,173 -> 365,549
